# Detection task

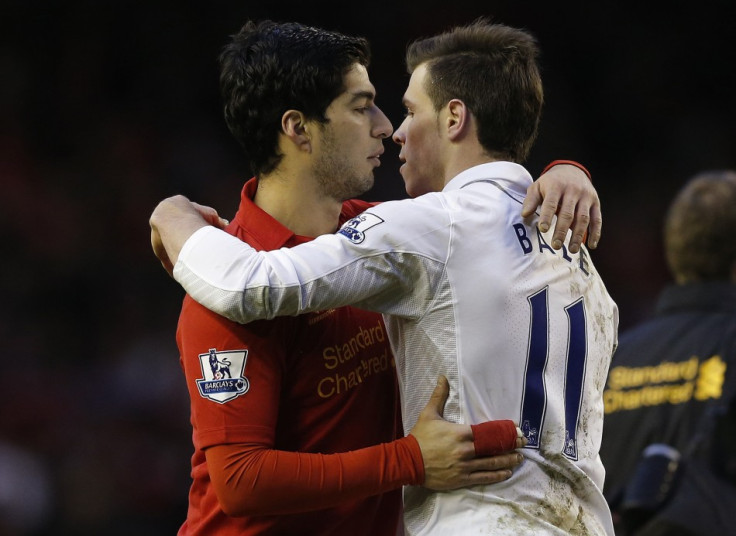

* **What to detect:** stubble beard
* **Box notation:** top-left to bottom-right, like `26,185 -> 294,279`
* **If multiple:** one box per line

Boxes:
313,127 -> 375,202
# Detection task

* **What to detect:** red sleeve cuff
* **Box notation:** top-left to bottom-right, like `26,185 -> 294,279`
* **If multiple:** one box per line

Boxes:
471,420 -> 518,456
543,160 -> 592,182
402,434 -> 426,485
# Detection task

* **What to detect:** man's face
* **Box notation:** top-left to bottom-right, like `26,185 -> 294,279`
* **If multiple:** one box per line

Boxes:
311,64 -> 393,202
393,63 -> 446,198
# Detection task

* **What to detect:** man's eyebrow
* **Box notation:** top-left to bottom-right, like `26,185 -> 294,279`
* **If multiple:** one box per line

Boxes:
347,90 -> 376,103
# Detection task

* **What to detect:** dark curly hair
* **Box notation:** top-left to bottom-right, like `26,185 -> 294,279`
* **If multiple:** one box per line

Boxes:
219,20 -> 371,175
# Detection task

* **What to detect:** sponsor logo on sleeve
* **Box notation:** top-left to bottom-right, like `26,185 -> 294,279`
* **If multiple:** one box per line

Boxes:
196,348 -> 249,404
338,212 -> 384,244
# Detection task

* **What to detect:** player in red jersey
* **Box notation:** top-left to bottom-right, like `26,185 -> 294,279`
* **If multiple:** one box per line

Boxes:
167,20 -> 602,536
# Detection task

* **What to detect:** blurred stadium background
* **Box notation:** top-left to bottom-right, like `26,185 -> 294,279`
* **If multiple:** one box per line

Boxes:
2,0 -> 735,533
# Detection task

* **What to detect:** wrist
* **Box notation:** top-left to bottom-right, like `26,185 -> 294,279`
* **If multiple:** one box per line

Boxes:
543,159 -> 592,181
403,434 -> 426,485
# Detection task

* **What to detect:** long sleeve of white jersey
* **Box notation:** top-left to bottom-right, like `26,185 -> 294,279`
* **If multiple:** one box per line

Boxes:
173,194 -> 453,324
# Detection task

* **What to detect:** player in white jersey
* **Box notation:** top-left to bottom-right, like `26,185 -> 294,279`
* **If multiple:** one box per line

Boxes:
151,20 -> 618,536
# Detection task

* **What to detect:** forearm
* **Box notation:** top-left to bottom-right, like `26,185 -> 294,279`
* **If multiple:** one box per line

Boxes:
207,437 -> 423,516
173,224 -> 424,324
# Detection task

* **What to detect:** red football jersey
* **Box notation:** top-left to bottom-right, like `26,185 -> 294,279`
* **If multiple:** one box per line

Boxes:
176,179 -> 411,535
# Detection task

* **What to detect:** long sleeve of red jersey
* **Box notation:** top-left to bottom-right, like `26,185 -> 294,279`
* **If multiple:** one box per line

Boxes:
206,435 -> 424,516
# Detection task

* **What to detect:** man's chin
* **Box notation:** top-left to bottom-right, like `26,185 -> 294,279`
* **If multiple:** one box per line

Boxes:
400,171 -> 420,198
344,176 -> 375,200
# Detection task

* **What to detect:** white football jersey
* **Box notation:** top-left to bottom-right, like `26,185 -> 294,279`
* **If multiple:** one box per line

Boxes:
175,161 -> 619,536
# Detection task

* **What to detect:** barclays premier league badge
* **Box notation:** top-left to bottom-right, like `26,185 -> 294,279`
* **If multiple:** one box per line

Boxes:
196,348 -> 249,404
338,212 -> 384,244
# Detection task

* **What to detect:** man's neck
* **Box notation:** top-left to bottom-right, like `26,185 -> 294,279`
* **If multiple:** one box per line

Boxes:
253,171 -> 344,238
442,140 -> 500,188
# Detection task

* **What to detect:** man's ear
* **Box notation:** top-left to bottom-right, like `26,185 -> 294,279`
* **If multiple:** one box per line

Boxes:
281,110 -> 312,151
446,99 -> 471,142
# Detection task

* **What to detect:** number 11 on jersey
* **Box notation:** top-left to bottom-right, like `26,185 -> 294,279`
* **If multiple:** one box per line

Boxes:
520,287 -> 587,460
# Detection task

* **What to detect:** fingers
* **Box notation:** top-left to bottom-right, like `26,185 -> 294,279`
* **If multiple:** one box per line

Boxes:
521,182 -> 544,219
549,194 -> 577,250
555,194 -> 601,253
523,175 -> 587,248
421,375 -> 450,420
471,420 -> 519,456
535,185 -> 562,235
563,202 -> 591,254
529,162 -> 603,253
192,202 -> 229,229
464,451 -> 523,474
415,416 -> 526,490
453,451 -> 525,487
587,203 -> 602,249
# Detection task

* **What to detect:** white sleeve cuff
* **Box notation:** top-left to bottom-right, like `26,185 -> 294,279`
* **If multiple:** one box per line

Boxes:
173,226 -> 252,291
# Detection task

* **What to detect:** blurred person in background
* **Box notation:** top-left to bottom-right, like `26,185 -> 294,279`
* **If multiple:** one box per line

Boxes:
600,170 -> 736,535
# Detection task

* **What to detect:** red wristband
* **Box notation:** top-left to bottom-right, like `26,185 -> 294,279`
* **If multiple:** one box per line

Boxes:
470,420 -> 518,456
542,160 -> 592,182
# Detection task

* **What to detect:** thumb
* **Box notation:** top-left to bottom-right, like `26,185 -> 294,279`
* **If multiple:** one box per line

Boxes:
422,375 -> 450,420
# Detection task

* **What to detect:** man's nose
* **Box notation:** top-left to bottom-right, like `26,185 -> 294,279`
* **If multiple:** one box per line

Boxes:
392,128 -> 404,146
373,106 -> 394,139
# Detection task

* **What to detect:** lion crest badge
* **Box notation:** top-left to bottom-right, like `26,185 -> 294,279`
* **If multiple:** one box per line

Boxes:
338,212 -> 384,244
196,348 -> 249,404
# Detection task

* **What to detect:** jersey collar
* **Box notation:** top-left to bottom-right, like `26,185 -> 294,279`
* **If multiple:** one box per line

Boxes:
443,161 -> 533,194
231,178 -> 310,249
